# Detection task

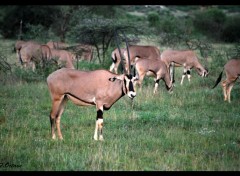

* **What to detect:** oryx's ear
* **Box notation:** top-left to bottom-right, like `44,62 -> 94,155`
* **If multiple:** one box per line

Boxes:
109,75 -> 125,82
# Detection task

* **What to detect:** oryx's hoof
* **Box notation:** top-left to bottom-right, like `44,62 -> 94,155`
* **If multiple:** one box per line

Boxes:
99,136 -> 104,141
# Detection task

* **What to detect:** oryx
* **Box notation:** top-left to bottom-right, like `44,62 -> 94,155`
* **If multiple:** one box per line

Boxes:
46,41 -> 69,50
14,40 -> 40,66
161,49 -> 208,85
109,45 -> 161,74
50,49 -> 75,69
109,48 -> 126,74
134,56 -> 173,94
212,58 -> 240,103
19,41 -> 51,71
47,31 -> 138,141
75,44 -> 94,62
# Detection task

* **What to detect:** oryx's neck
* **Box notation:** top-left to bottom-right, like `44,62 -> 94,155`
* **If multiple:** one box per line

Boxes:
194,60 -> 205,71
102,79 -> 125,110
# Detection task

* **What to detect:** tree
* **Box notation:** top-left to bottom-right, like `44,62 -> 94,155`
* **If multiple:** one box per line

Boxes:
193,7 -> 226,41
50,6 -> 81,42
0,6 -> 58,39
68,17 -> 141,64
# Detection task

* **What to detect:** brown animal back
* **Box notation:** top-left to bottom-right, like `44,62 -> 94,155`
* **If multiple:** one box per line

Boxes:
225,58 -> 240,75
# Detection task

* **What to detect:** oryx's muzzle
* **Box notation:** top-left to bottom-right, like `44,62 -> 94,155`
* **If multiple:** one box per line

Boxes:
202,69 -> 209,77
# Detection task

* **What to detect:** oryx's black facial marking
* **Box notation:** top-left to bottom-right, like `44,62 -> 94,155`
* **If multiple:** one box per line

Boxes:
129,79 -> 134,92
126,74 -> 133,79
187,70 -> 191,75
125,74 -> 135,92
96,110 -> 103,120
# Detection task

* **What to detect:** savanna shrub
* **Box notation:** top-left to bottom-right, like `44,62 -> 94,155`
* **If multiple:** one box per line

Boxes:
147,12 -> 160,28
221,16 -> 240,43
193,8 -> 226,41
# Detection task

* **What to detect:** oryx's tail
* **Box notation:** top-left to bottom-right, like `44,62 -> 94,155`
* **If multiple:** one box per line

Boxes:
212,70 -> 223,89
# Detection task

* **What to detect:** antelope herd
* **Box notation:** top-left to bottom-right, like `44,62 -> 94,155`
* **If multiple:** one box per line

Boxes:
14,40 -> 93,71
14,37 -> 239,141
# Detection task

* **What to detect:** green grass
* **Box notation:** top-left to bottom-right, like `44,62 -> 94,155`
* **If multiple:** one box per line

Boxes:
0,71 -> 239,171
0,39 -> 240,171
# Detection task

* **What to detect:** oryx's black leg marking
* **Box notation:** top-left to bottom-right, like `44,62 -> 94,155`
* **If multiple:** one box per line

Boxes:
94,110 -> 104,140
96,110 -> 103,120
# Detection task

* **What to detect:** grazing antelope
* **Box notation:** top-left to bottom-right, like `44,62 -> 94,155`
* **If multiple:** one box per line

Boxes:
15,40 -> 26,65
134,56 -> 173,94
47,32 -> 138,140
19,42 -> 51,71
46,41 -> 69,50
50,49 -> 75,69
109,45 -> 161,74
212,58 -> 240,103
161,49 -> 208,85
75,44 -> 94,62
14,40 -> 40,65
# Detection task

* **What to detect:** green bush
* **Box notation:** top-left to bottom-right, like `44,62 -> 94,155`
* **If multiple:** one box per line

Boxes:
22,24 -> 56,43
193,8 -> 226,41
147,12 -> 160,28
221,16 -> 240,42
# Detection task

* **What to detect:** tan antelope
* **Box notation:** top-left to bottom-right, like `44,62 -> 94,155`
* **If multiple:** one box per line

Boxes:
47,32 -> 138,141
75,44 -> 94,62
109,48 -> 126,74
46,41 -> 69,49
212,58 -> 240,103
161,49 -> 208,85
15,40 -> 27,65
41,44 -> 52,67
50,49 -> 75,69
19,42 -> 51,71
109,45 -> 161,74
134,56 -> 173,94
14,40 -> 40,65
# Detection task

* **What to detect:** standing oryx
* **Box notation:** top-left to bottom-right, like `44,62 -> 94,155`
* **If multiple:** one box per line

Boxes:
212,58 -> 240,103
161,49 -> 208,85
47,32 -> 138,141
109,45 -> 161,74
134,56 -> 173,94
50,49 -> 75,69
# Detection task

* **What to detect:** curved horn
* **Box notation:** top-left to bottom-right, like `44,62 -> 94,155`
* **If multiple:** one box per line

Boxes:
114,30 -> 127,74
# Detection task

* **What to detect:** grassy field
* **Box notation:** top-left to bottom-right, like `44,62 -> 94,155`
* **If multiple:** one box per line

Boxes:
0,39 -> 240,171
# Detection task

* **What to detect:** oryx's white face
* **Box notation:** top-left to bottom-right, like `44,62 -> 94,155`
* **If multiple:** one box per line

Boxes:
124,74 -> 138,99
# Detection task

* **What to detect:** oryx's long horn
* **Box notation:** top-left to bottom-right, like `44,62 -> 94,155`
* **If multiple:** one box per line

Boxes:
114,30 -> 127,74
120,30 -> 131,75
